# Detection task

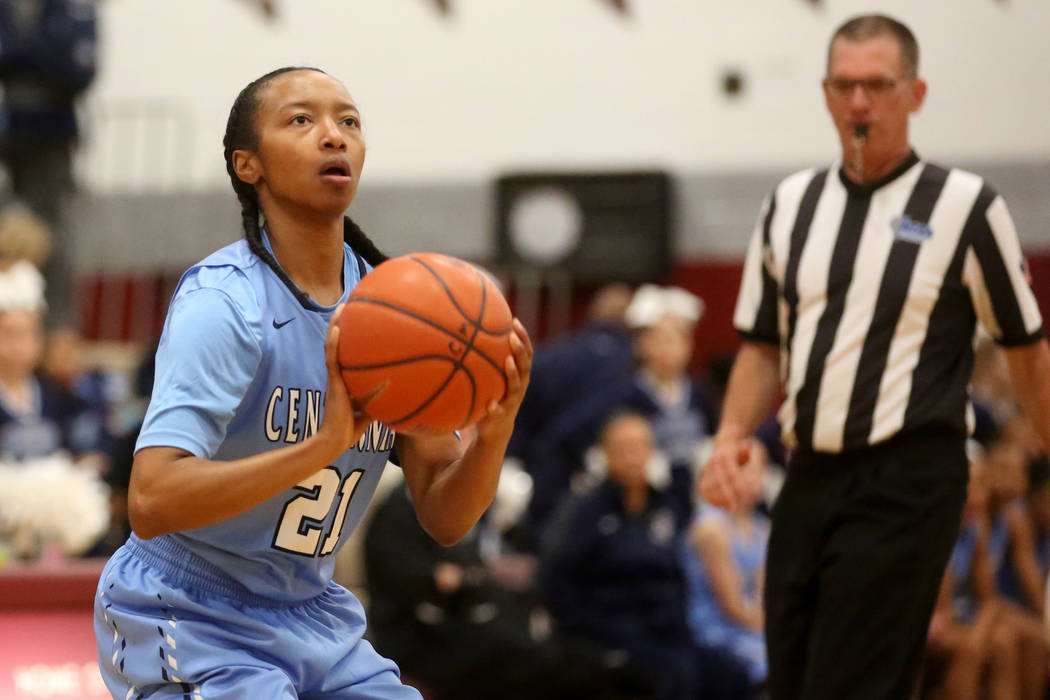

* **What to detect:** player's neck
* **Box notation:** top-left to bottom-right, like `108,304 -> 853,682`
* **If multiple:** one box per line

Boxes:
265,211 -> 345,306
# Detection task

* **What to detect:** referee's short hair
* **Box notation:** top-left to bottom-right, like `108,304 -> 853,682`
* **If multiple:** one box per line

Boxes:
828,14 -> 920,78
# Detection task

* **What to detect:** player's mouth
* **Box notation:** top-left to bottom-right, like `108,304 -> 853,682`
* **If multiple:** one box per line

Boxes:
319,159 -> 352,184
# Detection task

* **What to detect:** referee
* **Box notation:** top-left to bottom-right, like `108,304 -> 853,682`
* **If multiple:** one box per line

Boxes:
700,14 -> 1050,700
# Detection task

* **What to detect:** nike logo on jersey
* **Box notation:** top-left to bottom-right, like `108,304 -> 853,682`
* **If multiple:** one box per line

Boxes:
273,317 -> 295,329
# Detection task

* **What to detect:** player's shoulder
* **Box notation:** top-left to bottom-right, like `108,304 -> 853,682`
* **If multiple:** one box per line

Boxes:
171,240 -> 265,327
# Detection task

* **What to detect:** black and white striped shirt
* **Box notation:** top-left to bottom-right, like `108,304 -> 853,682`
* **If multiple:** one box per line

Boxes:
735,151 -> 1044,454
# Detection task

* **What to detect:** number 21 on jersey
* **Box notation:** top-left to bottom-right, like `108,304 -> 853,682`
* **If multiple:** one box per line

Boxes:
272,467 -> 364,556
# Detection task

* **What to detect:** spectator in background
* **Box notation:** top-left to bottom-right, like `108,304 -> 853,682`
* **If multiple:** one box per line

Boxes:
982,432 -> 1049,700
0,201 -> 50,269
526,285 -> 714,540
510,283 -> 635,542
364,468 -> 642,700
1015,454 -> 1050,607
681,439 -> 770,688
0,212 -> 105,463
924,449 -> 1019,700
0,247 -> 107,559
0,0 -> 97,327
540,411 -> 753,700
41,323 -> 124,454
986,430 -> 1045,615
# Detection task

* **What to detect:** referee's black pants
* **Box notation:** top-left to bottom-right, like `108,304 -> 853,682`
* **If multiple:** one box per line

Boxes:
764,428 -> 968,700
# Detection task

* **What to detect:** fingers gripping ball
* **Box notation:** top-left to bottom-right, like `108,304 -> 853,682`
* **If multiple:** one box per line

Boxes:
337,253 -> 513,433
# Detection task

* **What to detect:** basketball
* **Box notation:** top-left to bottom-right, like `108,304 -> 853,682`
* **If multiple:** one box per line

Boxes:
337,252 -> 514,433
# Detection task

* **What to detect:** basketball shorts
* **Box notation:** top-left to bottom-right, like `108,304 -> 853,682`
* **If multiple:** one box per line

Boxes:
94,537 -> 421,699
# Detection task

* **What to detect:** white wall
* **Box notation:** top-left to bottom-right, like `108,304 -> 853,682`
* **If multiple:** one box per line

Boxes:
82,0 -> 1050,190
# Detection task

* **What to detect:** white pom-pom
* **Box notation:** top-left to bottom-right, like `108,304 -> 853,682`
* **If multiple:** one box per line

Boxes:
0,453 -> 110,556
0,260 -> 47,313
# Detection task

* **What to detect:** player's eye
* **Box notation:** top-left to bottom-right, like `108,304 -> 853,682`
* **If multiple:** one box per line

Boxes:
342,116 -> 360,128
291,114 -> 310,125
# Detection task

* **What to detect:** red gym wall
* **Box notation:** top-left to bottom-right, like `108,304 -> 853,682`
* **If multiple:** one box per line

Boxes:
77,250 -> 1050,378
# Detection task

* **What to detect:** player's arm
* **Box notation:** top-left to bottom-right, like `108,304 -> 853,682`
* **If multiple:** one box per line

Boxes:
395,319 -> 532,546
130,305 -> 368,538
700,341 -> 780,510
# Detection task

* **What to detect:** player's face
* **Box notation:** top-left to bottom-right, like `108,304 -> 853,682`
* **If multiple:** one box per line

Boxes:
602,415 -> 654,492
0,309 -> 44,377
823,35 -> 926,165
247,70 -> 366,218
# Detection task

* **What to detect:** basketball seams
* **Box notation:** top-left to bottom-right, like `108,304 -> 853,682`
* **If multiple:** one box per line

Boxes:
345,297 -> 507,378
382,360 -> 478,428
340,252 -> 514,431
340,354 -> 463,372
408,255 -> 513,336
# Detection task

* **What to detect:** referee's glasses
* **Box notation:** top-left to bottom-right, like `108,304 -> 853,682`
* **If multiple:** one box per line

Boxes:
823,77 -> 902,99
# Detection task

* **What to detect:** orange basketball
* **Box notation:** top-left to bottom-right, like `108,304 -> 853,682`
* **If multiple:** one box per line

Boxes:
337,252 -> 513,433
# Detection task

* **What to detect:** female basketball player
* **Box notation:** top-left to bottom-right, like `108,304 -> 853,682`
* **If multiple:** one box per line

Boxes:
93,67 -> 532,699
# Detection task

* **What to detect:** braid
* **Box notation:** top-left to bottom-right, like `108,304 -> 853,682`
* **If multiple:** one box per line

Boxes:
239,185 -> 311,307
342,216 -> 388,268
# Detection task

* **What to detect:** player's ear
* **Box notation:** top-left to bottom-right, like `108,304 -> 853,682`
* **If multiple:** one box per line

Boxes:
232,149 -> 262,185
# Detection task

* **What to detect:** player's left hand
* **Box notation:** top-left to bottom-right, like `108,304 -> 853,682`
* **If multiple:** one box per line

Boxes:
474,318 -> 532,444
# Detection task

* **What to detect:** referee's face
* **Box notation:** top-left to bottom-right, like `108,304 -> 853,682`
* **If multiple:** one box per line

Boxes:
824,35 -> 927,171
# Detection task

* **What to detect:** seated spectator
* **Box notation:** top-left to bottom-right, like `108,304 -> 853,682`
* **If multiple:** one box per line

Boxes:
540,411 -> 753,700
681,439 -> 770,687
364,466 -> 641,700
0,263 -> 107,463
984,434 -> 1049,700
43,326 -> 127,444
527,285 -> 713,540
924,448 -> 1019,700
0,203 -> 51,272
0,259 -> 108,559
510,283 -> 635,543
998,451 -> 1050,615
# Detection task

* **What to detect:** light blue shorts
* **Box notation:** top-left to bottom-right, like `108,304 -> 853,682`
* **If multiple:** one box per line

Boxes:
94,537 -> 421,699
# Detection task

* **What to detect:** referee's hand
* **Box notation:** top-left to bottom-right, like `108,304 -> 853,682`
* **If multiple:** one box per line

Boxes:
700,435 -> 753,511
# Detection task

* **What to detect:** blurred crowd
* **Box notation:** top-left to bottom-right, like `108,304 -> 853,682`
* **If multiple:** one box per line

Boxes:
1,4 -> 1049,697
362,283 -> 762,699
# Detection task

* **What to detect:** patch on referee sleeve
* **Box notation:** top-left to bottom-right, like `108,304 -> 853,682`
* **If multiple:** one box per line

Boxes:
891,215 -> 933,244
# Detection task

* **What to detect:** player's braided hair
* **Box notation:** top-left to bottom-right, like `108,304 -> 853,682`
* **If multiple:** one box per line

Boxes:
222,66 -> 387,306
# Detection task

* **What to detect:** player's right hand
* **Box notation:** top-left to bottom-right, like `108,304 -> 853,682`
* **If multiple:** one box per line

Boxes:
318,304 -> 373,458
699,435 -> 753,511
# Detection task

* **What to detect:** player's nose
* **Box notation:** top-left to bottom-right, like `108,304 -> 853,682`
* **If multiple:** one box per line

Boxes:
320,118 -> 347,151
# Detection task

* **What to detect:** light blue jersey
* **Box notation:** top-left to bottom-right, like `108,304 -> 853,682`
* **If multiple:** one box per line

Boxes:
96,233 -> 420,699
132,232 -> 395,601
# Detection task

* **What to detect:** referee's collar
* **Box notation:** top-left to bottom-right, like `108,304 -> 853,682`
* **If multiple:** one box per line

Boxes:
837,149 -> 920,196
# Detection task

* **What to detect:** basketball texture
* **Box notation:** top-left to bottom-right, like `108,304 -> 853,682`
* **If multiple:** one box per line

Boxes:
338,252 -> 513,433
